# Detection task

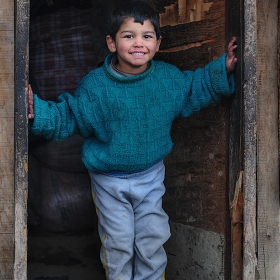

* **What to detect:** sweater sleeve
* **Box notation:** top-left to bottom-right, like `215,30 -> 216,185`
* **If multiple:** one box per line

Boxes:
29,91 -> 92,141
179,53 -> 235,117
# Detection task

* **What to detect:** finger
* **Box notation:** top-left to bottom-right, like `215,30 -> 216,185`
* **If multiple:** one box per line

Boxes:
228,45 -> 237,57
228,43 -> 237,51
28,84 -> 33,95
228,37 -> 237,50
230,36 -> 237,43
229,45 -> 237,54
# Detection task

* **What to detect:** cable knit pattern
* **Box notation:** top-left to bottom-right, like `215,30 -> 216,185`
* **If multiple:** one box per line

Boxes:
30,53 -> 235,172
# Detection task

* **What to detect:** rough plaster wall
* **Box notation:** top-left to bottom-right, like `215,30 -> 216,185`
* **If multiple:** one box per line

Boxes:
165,222 -> 225,280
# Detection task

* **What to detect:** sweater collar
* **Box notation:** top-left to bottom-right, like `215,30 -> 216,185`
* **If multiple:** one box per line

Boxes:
103,53 -> 156,83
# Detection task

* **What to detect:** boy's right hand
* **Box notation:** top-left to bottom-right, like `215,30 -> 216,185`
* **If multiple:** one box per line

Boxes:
28,84 -> 34,119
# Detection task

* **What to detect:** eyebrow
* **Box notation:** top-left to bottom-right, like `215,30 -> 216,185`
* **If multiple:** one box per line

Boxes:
120,30 -> 155,34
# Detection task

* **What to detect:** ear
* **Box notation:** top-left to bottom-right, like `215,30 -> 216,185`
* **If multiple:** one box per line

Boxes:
106,35 -> 116,53
155,36 -> 162,52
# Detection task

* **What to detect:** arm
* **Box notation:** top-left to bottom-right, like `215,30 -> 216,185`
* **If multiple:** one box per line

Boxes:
179,47 -> 236,117
28,84 -> 91,141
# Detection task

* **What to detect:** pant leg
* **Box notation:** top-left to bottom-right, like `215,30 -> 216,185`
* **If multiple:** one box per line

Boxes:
130,161 -> 171,280
89,172 -> 134,280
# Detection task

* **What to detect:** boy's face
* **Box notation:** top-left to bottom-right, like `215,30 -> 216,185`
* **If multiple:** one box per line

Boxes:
106,18 -> 162,74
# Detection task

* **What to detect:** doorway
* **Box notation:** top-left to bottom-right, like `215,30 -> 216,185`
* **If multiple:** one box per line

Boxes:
25,0 -> 238,279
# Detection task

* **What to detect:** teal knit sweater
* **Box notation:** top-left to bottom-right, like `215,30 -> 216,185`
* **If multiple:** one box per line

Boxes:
30,53 -> 235,172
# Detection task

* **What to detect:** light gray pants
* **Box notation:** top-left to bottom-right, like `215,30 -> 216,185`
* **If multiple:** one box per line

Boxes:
89,161 -> 170,280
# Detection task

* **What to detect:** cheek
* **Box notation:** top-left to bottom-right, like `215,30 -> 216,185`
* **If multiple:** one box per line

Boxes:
149,45 -> 159,53
117,44 -> 130,53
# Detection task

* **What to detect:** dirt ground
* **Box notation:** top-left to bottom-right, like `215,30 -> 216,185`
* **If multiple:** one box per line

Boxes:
27,229 -> 106,280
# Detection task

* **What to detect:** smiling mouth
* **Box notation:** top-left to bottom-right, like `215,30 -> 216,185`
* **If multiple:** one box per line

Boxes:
131,52 -> 145,56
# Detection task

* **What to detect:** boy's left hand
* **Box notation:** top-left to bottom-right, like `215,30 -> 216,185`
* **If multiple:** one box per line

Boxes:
226,36 -> 238,75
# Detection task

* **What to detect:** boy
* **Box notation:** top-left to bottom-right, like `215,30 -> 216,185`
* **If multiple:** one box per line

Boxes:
28,1 -> 237,279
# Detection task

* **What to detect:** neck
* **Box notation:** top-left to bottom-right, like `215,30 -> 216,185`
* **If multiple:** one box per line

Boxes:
114,59 -> 149,75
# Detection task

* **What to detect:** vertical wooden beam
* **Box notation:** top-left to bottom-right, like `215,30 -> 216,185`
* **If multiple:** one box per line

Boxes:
226,0 -> 244,278
0,1 -> 15,279
256,0 -> 280,278
232,0 -> 280,278
14,0 -> 29,279
243,0 -> 258,279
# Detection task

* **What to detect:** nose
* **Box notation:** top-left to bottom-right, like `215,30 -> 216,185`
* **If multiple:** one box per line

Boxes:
133,36 -> 144,47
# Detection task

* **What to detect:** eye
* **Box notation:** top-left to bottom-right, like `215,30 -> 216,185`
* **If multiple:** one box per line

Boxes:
125,35 -> 133,39
143,35 -> 152,39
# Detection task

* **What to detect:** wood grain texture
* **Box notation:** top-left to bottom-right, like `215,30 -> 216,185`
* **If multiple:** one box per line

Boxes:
256,1 -> 280,278
243,0 -> 258,278
14,0 -> 29,279
0,1 -> 15,279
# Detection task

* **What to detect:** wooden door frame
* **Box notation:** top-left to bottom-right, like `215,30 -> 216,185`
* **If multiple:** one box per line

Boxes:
242,1 -> 280,279
242,0 -> 258,278
14,0 -> 29,279
228,0 -> 280,279
226,0 -> 244,278
13,1 -> 280,279
253,1 -> 280,279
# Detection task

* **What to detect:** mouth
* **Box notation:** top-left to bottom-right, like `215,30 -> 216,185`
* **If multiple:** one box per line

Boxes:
131,52 -> 145,56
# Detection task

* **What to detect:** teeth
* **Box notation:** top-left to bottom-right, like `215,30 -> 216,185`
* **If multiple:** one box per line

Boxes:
132,52 -> 144,56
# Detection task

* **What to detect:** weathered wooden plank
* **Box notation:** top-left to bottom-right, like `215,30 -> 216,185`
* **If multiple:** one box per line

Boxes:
243,0 -> 257,279
256,1 -> 280,278
14,0 -> 29,279
226,0 -> 244,278
157,0 -> 226,70
0,1 -> 15,279
0,234 -> 14,280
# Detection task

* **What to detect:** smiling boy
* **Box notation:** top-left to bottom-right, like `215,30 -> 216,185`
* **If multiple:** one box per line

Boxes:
28,1 -> 237,279
106,17 -> 161,74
